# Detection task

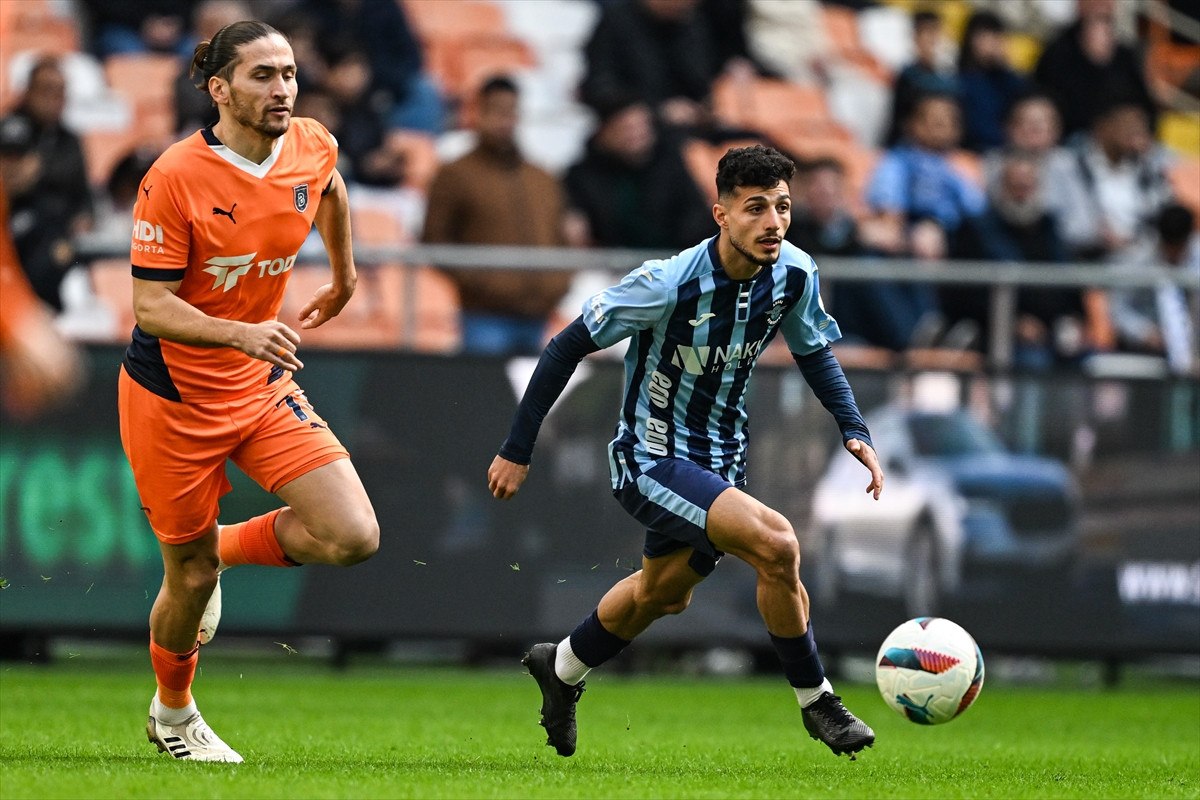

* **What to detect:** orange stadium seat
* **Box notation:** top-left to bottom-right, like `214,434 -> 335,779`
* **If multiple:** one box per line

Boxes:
279,263 -> 460,352
684,137 -> 765,204
820,3 -> 892,84
352,206 -> 407,247
104,53 -> 179,141
81,129 -> 142,188
402,0 -> 506,41
1168,158 -> 1200,227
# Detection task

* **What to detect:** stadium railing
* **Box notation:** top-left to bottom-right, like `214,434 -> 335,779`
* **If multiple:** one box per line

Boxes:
73,234 -> 1200,373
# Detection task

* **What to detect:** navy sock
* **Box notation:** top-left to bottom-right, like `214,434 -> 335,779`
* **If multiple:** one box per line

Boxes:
770,626 -> 825,688
568,609 -> 631,668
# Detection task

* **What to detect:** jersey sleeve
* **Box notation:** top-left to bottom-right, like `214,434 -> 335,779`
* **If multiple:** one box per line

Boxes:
582,262 -> 671,348
129,165 -> 191,278
780,260 -> 842,356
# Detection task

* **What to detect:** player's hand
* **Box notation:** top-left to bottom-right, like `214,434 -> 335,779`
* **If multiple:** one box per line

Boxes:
238,320 -> 303,371
488,455 -> 530,500
298,281 -> 353,330
845,438 -> 884,500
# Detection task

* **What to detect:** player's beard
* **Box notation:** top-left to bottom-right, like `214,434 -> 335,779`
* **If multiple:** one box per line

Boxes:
229,88 -> 290,139
729,232 -> 777,268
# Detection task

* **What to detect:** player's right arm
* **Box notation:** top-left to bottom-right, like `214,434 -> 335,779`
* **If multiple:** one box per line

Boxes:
489,261 -> 669,500
132,277 -> 304,372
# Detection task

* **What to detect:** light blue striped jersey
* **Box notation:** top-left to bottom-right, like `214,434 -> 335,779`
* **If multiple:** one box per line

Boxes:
584,236 -> 841,489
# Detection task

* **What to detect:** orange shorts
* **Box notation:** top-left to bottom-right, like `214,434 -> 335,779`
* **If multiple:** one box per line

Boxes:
118,366 -> 349,544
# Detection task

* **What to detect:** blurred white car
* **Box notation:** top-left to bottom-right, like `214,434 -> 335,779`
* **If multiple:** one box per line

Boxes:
807,404 -> 1079,616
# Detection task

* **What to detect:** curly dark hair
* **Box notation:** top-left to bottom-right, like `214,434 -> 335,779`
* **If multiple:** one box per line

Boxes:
715,145 -> 795,199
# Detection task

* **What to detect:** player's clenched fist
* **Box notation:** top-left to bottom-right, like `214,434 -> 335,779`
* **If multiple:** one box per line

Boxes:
488,455 -> 529,500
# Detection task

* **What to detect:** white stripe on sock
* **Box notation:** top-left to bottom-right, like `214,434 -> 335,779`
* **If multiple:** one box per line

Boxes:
554,637 -> 590,685
794,678 -> 833,708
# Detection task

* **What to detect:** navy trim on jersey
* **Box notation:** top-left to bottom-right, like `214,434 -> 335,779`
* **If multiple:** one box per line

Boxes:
132,265 -> 187,281
122,325 -> 181,401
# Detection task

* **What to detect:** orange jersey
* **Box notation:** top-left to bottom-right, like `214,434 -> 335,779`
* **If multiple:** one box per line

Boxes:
124,117 -> 338,402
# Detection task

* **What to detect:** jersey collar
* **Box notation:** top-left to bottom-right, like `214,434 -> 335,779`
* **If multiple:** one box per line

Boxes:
201,124 -> 286,178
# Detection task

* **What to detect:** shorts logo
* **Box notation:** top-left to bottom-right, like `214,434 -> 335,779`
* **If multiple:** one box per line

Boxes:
293,183 -> 309,212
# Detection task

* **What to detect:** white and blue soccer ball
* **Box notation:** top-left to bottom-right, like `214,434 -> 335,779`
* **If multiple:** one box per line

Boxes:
875,617 -> 984,725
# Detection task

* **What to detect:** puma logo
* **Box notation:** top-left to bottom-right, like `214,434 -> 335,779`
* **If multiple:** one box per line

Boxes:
212,203 -> 237,223
688,312 -> 717,327
141,184 -> 151,199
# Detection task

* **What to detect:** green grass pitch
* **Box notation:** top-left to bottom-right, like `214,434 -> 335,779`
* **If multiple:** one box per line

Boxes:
1,652 -> 1197,799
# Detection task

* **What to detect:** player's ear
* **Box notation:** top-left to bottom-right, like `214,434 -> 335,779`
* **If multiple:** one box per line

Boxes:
713,201 -> 728,230
208,75 -> 229,106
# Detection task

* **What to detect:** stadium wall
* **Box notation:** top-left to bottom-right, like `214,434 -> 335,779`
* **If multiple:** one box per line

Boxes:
0,347 -> 1196,659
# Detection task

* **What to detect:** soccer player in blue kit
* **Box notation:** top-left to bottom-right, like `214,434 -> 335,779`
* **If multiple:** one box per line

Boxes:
488,145 -> 884,760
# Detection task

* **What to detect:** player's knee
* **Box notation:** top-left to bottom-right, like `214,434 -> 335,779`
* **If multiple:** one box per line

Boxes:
175,554 -> 220,599
328,512 -> 379,566
754,522 -> 800,583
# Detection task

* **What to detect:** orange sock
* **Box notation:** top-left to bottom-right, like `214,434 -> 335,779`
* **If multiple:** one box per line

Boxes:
150,639 -> 198,708
218,509 -> 295,567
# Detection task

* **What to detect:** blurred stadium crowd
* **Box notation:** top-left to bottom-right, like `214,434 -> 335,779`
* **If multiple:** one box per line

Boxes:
0,0 -> 1197,374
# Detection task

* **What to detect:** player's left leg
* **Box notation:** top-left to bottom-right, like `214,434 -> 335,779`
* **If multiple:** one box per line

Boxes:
706,488 -> 874,758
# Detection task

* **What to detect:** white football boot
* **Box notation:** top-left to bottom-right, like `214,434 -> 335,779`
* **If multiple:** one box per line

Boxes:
147,700 -> 243,763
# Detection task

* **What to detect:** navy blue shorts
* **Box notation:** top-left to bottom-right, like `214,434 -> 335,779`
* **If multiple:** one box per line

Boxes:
613,458 -> 735,577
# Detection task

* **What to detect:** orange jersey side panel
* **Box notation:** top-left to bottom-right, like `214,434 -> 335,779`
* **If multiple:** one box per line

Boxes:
127,117 -> 337,402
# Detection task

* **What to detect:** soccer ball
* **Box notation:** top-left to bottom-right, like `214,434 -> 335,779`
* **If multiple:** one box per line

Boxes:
875,617 -> 984,725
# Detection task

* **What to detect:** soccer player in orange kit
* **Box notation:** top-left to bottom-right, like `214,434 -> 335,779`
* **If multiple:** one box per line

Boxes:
119,20 -> 378,762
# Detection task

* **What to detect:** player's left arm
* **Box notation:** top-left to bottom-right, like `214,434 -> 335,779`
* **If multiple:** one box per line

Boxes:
794,346 -> 883,500
300,168 -> 357,329
782,258 -> 883,498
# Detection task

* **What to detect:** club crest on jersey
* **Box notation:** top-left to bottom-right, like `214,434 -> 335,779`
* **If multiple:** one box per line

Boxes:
293,183 -> 309,212
767,299 -> 786,328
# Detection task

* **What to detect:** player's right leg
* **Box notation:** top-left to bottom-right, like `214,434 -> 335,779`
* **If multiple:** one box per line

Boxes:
706,488 -> 874,758
524,547 -> 703,756
145,530 -> 243,763
118,368 -> 242,762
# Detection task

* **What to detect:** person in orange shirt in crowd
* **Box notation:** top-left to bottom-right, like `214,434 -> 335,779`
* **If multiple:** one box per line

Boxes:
119,20 -> 378,763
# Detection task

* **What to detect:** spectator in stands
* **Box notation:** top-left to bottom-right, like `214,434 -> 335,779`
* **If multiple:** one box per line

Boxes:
0,57 -> 91,311
1034,0 -> 1158,139
864,92 -> 985,261
884,10 -> 958,147
956,11 -> 1032,153
859,92 -> 985,350
173,0 -> 249,135
1110,204 -> 1200,375
422,77 -> 572,356
297,0 -> 443,133
982,93 -> 1078,231
563,92 -> 712,250
1058,98 -> 1175,263
953,153 -> 1096,370
92,149 -> 157,241
314,39 -> 403,187
786,157 -> 863,258
83,0 -> 197,59
580,0 -> 731,134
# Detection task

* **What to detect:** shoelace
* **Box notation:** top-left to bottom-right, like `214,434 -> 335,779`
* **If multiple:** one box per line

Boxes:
812,694 -> 855,727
